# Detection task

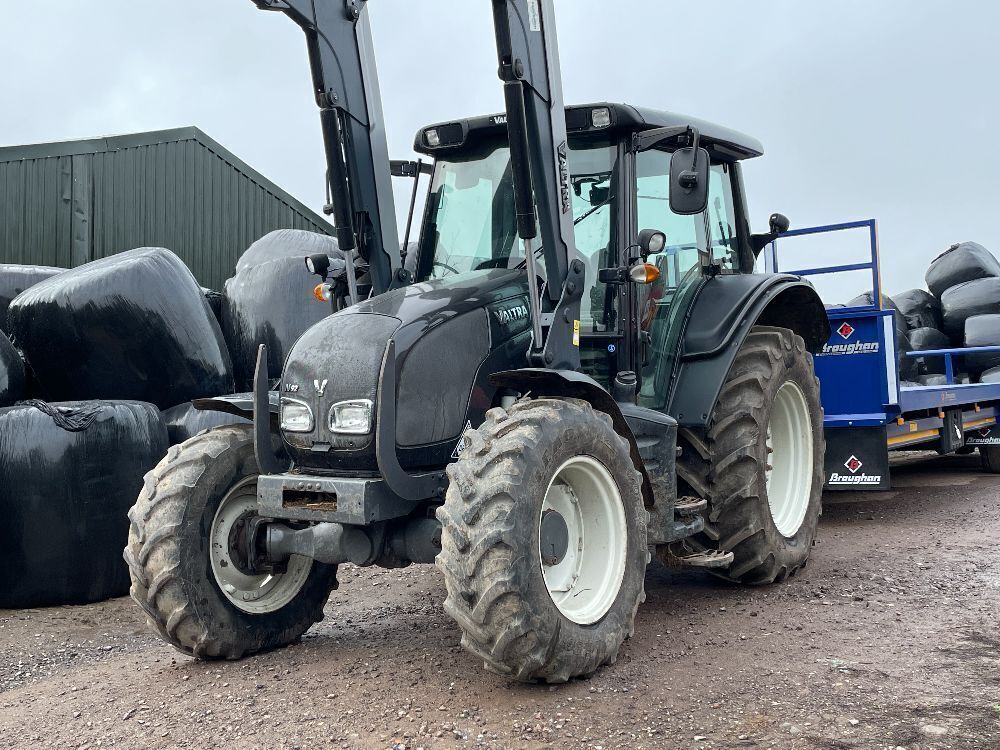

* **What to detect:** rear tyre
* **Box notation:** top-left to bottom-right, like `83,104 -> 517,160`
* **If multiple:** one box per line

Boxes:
436,398 -> 648,683
124,424 -> 339,659
980,445 -> 1000,473
674,326 -> 825,584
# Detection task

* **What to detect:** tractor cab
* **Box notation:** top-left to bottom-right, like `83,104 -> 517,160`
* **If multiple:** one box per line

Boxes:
409,103 -> 765,402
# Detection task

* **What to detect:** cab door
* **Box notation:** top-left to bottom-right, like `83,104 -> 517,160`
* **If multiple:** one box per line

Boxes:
631,149 -> 741,409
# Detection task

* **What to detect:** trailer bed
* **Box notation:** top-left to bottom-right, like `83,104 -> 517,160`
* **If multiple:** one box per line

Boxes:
766,219 -> 1000,489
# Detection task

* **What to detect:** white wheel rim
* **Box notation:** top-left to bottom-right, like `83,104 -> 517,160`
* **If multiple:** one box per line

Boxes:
210,478 -> 313,614
540,456 -> 627,626
765,381 -> 814,537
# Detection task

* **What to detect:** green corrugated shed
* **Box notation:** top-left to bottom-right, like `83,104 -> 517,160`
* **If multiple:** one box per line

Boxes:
0,127 -> 330,290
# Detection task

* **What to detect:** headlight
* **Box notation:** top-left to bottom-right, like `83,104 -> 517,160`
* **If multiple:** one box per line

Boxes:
329,399 -> 373,434
280,398 -> 314,433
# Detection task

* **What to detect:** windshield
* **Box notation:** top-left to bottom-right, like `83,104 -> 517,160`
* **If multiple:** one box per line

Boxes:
417,141 -> 617,329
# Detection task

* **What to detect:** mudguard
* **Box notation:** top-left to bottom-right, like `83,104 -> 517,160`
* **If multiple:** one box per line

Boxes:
191,392 -> 278,423
490,369 -> 670,508
667,273 -> 828,428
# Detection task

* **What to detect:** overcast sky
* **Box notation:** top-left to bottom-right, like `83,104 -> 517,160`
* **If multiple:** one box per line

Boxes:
2,1 -> 998,301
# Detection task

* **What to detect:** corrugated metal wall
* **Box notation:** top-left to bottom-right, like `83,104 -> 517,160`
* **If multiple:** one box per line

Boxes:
0,128 -> 330,290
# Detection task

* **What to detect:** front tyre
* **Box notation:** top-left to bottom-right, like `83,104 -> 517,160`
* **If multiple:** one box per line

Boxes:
124,424 -> 339,659
675,326 -> 825,584
436,399 -> 648,683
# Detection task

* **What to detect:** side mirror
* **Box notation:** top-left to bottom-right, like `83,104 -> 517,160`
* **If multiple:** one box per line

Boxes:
769,213 -> 790,235
669,145 -> 711,216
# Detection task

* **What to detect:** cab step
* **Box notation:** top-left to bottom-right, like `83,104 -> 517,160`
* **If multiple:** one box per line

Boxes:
664,546 -> 734,569
674,496 -> 707,517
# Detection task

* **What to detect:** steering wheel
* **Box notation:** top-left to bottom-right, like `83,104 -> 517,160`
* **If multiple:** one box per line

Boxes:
432,260 -> 460,275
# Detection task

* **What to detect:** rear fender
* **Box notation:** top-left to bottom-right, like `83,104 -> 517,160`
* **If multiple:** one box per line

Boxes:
667,274 -> 828,428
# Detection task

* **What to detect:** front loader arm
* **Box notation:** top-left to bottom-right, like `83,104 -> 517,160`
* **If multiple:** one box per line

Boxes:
254,0 -> 400,298
491,0 -> 583,370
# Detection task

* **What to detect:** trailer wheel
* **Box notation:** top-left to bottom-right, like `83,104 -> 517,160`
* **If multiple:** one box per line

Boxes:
124,424 -> 338,659
675,326 -> 825,584
436,398 -> 648,683
979,445 -> 1000,473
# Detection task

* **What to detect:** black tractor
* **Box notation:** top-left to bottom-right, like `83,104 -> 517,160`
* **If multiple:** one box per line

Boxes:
125,0 -> 828,682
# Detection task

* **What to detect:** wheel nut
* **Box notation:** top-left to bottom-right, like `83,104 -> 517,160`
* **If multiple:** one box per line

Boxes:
223,584 -> 236,595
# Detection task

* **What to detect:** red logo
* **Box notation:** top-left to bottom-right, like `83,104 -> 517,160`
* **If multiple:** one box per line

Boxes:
837,322 -> 855,340
844,455 -> 863,473
980,428 -> 991,437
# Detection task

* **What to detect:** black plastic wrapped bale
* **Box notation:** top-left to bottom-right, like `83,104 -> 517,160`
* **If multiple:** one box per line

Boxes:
0,330 -> 26,406
847,291 -> 908,339
0,400 -> 168,608
224,263 -> 337,390
0,264 -> 64,330
891,289 -> 943,331
6,248 -> 234,409
940,277 -> 1000,340
925,242 -> 1000,298
235,228 -> 339,274
963,314 -> 1000,374
908,327 -> 952,375
847,291 -> 898,311
161,401 -> 250,446
897,331 -> 918,381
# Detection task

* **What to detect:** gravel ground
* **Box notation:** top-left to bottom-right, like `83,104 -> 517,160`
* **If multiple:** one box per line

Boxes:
1,452 -> 998,750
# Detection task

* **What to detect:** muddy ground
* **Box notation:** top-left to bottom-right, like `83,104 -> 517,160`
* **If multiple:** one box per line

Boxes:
1,452 -> 999,750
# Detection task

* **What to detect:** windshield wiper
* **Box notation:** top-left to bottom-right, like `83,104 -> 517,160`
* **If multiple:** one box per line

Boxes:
514,193 -> 612,269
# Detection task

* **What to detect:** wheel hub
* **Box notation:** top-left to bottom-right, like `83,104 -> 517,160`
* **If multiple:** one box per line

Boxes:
226,512 -> 257,576
539,456 -> 627,626
539,509 -> 570,566
765,380 -> 814,538
210,478 -> 314,614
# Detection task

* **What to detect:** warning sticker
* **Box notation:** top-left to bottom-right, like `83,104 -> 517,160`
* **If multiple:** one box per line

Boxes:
527,0 -> 541,31
451,420 -> 474,460
572,319 -> 580,347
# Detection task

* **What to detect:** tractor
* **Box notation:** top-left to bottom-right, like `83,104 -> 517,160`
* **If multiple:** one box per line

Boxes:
125,0 -> 828,682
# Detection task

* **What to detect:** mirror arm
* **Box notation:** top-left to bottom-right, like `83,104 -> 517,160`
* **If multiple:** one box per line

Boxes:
630,125 -> 690,153
751,233 -> 778,257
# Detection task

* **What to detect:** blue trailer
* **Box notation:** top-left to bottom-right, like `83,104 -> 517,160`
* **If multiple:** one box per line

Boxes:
765,219 -> 1000,490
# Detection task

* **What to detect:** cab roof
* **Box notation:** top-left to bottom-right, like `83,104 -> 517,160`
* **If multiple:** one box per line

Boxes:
413,102 -> 764,162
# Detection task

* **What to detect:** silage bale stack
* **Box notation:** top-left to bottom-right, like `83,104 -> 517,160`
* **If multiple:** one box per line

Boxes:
922,241 -> 1000,379
2,247 -> 237,607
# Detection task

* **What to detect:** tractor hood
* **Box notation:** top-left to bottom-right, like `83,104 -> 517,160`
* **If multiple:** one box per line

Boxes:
280,269 -> 532,472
